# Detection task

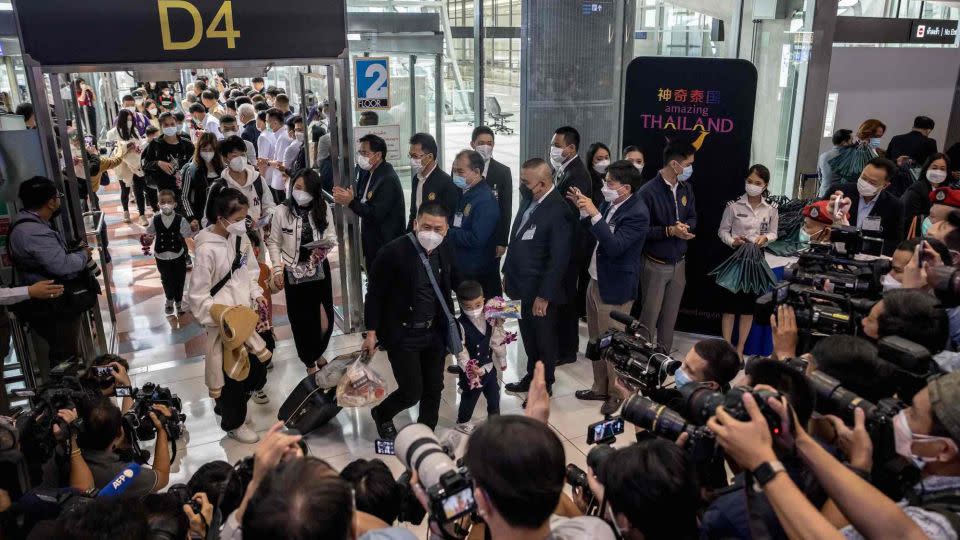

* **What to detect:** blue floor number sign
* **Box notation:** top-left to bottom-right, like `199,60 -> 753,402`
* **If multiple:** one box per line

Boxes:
355,57 -> 390,110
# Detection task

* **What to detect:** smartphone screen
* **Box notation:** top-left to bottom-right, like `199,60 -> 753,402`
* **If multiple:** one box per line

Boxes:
587,417 -> 625,444
114,386 -> 132,397
375,439 -> 395,455
95,366 -> 113,377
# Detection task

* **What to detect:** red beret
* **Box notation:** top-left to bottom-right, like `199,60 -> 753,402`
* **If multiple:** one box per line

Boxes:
803,200 -> 835,225
930,187 -> 960,208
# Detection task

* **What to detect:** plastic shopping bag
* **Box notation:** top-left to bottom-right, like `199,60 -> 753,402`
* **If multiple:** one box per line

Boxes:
335,353 -> 387,407
315,351 -> 358,390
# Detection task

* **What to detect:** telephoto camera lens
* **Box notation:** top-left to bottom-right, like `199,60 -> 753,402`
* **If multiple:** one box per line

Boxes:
621,394 -> 691,441
395,424 -> 476,523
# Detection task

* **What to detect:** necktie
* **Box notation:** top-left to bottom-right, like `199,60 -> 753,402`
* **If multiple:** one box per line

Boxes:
516,200 -> 539,237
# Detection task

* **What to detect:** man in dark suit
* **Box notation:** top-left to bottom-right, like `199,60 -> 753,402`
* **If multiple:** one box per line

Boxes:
364,203 -> 457,439
825,157 -> 903,257
566,161 -> 649,415
503,159 -> 573,396
887,116 -> 938,168
471,126 -> 513,260
550,126 -> 593,366
448,149 -> 501,297
332,134 -> 405,269
238,103 -> 260,154
407,132 -> 459,231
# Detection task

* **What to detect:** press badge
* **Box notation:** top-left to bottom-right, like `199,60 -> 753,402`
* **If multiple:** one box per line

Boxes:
453,213 -> 463,228
521,226 -> 536,241
863,216 -> 882,233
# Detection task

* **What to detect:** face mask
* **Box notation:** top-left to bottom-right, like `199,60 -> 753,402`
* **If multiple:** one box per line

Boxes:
465,307 -> 483,320
410,158 -> 423,174
475,145 -> 493,161
593,159 -> 610,175
229,156 -> 246,172
927,170 -> 948,185
416,230 -> 444,252
160,203 -> 175,216
357,154 -> 373,171
881,273 -> 902,291
869,137 -> 883,149
295,133 -> 305,144
222,130 -> 237,139
674,367 -> 693,388
745,183 -> 765,197
200,151 -> 215,162
126,120 -> 134,129
519,184 -> 533,201
453,175 -> 469,190
149,108 -> 158,116
893,410 -> 957,470
292,190 -> 314,206
857,176 -> 879,198
224,219 -> 247,236
921,216 -> 933,236
125,106 -> 136,113
601,185 -> 621,202
549,146 -> 565,167
798,229 -> 811,243
162,126 -> 178,137
677,164 -> 693,182
633,162 -> 644,174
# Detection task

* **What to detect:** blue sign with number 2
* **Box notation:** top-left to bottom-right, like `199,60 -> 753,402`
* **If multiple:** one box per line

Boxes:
355,57 -> 390,110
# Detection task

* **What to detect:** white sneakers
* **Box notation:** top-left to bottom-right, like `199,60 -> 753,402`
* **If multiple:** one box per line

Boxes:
227,424 -> 260,444
138,215 -> 149,226
252,390 -> 270,404
455,422 -> 476,435
123,211 -> 131,223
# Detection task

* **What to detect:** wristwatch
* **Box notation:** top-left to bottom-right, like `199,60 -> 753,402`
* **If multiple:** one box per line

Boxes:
752,460 -> 786,488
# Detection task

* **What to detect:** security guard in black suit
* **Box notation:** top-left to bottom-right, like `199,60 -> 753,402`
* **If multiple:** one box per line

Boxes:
503,158 -> 574,395
332,134 -> 406,269
471,126 -> 513,260
365,203 -> 457,439
407,132 -> 459,231
550,126 -> 593,365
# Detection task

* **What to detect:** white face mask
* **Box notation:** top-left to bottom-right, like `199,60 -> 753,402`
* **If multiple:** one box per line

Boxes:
601,185 -> 621,202
745,183 -> 765,197
357,154 -> 373,171
928,169 -> 948,185
633,162 -> 644,174
160,203 -> 175,215
474,144 -> 493,161
223,219 -> 247,236
126,120 -> 134,129
200,151 -> 215,162
292,189 -> 314,206
222,130 -> 237,139
857,176 -> 879,198
162,126 -> 178,137
295,132 -> 305,144
125,106 -> 136,113
229,156 -> 246,172
148,108 -> 158,116
465,307 -> 483,319
593,159 -> 610,175
549,146 -> 565,166
410,157 -> 424,174
881,273 -> 902,291
893,410 -> 958,470
416,229 -> 444,252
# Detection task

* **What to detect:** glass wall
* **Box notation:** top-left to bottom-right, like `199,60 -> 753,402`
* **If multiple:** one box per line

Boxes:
634,0 -> 728,58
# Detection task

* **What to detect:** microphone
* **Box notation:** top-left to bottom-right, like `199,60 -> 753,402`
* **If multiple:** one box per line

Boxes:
97,462 -> 142,497
610,311 -> 637,328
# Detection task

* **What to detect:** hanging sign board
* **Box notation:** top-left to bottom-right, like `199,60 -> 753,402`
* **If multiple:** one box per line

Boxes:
354,57 -> 391,110
13,0 -> 347,66
354,124 -> 401,162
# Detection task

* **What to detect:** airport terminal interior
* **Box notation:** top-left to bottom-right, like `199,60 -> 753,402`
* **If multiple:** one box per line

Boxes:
2,0 -> 960,537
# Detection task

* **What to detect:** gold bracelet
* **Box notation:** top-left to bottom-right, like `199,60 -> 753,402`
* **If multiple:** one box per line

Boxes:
70,449 -> 82,456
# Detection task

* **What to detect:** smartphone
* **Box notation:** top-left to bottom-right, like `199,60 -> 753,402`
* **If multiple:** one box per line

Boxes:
114,386 -> 132,397
586,417 -> 625,444
375,439 -> 395,455
94,366 -> 114,377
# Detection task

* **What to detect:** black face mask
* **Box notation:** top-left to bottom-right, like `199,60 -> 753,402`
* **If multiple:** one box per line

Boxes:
519,183 -> 533,201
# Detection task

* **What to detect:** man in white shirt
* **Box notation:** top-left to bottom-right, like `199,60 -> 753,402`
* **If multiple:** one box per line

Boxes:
189,102 -> 222,141
258,109 -> 290,203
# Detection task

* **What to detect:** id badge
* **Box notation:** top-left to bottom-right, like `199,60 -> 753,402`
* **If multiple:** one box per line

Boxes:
453,213 -> 463,228
521,226 -> 536,241
863,216 -> 882,233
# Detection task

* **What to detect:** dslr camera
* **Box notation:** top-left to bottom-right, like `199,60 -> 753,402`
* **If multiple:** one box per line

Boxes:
564,444 -> 616,516
121,383 -> 186,464
588,311 -> 679,394
395,424 -> 475,524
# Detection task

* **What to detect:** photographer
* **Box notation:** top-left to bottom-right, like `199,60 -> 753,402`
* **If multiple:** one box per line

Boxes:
77,397 -> 170,498
85,354 -> 135,413
645,338 -> 740,415
861,288 -> 949,359
341,458 -> 402,525
807,335 -> 899,401
800,199 -> 845,244
8,176 -> 93,367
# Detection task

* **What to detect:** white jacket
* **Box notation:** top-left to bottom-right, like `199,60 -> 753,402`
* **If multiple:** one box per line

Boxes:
188,228 -> 263,395
218,166 -> 277,225
266,201 -> 337,271
108,130 -> 145,186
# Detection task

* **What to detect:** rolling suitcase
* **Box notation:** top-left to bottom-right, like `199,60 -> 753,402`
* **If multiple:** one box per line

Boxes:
277,373 -> 342,435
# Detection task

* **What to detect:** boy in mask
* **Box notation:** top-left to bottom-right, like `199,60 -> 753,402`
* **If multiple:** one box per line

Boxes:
143,190 -> 193,315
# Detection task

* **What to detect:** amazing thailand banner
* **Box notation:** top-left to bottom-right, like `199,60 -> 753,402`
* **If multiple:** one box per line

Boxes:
622,57 -> 758,335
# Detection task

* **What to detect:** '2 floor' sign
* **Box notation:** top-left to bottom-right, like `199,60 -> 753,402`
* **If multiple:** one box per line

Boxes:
355,57 -> 390,110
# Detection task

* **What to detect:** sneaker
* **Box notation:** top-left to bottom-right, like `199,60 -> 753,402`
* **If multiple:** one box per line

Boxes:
175,301 -> 187,315
504,377 -> 532,395
372,407 -> 398,440
138,215 -> 149,227
455,422 -> 476,435
227,424 -> 260,444
252,390 -> 269,404
123,211 -> 131,223
164,300 -> 174,316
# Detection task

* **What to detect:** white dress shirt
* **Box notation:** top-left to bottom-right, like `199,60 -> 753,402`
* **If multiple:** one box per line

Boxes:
717,194 -> 779,247
201,114 -> 223,140
270,132 -> 293,191
588,198 -> 627,281
415,162 -> 438,210
0,286 -> 30,306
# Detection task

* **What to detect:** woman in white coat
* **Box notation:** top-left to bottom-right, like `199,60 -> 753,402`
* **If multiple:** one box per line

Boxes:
111,108 -> 151,225
266,168 -> 337,375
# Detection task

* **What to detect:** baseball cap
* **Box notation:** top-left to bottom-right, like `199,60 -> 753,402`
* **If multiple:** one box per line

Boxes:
928,371 -> 960,443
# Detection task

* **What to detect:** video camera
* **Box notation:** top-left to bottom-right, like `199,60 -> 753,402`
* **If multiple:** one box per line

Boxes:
756,282 -> 876,338
588,311 -> 679,394
121,383 -> 186,464
784,240 -> 890,298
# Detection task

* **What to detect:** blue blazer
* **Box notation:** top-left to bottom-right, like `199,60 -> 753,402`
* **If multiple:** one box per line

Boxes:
448,182 -> 500,278
584,194 -> 649,305
503,188 -> 573,303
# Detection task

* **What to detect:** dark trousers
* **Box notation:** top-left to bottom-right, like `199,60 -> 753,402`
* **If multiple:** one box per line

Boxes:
30,315 -> 82,369
284,262 -> 334,369
557,266 -> 581,362
155,254 -> 187,301
373,329 -> 446,430
518,296 -> 560,386
120,177 -> 158,214
457,368 -> 500,423
215,351 -> 268,431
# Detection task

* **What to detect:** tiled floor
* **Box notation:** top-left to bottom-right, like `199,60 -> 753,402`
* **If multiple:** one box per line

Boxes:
94,174 -> 704,534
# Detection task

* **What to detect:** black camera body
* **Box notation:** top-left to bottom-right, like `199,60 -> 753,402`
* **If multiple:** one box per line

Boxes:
621,395 -> 716,464
787,242 -> 889,298
756,282 -> 876,338
594,311 -> 678,393
565,444 -> 616,516
120,383 -> 186,464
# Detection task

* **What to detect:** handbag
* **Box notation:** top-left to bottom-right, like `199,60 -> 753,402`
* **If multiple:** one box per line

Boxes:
407,233 -> 463,356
